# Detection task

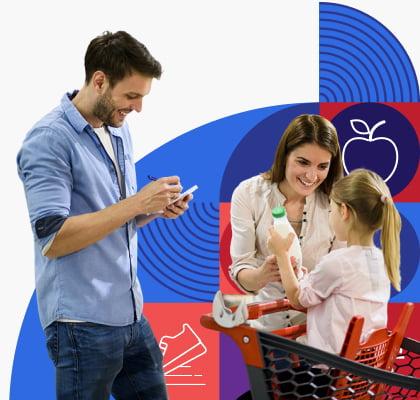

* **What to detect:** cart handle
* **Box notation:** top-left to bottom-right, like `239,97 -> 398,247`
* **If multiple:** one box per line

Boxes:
201,298 -> 307,369
236,298 -> 306,320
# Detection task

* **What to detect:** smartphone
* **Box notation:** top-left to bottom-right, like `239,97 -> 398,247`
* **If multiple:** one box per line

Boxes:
169,184 -> 199,204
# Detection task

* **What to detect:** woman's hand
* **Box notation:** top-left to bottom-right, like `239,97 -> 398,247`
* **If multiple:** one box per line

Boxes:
237,255 -> 280,292
256,255 -> 281,288
267,227 -> 295,256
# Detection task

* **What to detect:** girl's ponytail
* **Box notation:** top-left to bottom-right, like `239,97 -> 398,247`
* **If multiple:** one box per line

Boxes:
381,196 -> 401,291
331,169 -> 402,291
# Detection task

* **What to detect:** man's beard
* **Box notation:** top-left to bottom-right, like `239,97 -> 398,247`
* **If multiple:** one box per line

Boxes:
92,89 -> 117,127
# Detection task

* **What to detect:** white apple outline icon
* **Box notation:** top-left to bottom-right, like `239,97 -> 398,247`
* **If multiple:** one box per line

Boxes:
342,119 -> 399,183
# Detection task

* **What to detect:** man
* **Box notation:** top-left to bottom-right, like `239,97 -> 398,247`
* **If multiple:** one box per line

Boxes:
17,31 -> 190,400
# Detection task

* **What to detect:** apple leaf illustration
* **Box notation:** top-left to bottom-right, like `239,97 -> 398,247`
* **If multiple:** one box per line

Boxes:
350,119 -> 370,135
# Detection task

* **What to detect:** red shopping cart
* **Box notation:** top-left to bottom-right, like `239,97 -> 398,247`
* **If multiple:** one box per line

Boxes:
201,295 -> 419,399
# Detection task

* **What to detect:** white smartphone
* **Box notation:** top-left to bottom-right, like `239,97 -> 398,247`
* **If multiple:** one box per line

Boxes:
169,184 -> 199,205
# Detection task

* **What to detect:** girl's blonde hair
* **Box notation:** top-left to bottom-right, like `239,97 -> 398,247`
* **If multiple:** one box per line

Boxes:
330,169 -> 401,291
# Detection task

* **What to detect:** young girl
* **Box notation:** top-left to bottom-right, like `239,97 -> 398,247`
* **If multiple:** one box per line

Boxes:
267,168 -> 401,355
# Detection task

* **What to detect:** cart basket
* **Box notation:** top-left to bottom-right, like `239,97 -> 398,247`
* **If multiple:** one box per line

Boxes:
201,299 -> 419,399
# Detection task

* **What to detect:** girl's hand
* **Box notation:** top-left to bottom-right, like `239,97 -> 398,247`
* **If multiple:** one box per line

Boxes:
291,256 -> 308,279
267,227 -> 295,256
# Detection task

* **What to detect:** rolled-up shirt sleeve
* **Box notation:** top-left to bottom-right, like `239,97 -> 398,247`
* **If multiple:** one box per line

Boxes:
298,257 -> 343,308
17,127 -> 72,253
229,182 -> 261,292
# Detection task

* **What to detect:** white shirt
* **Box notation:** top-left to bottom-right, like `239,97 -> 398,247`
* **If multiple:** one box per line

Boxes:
299,246 -> 390,354
94,126 -> 123,188
229,175 -> 345,330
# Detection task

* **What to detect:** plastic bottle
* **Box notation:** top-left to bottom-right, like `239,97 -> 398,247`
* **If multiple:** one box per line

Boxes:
272,206 -> 302,269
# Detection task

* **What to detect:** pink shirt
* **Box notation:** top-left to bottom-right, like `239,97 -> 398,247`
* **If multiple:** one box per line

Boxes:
298,246 -> 390,354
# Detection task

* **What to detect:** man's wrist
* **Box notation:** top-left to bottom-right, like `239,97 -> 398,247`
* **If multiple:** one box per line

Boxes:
122,195 -> 145,219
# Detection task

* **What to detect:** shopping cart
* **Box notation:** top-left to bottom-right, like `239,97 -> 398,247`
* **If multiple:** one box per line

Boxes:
201,293 -> 419,399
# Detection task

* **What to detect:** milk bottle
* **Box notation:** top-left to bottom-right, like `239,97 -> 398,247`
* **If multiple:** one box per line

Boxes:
272,206 -> 302,269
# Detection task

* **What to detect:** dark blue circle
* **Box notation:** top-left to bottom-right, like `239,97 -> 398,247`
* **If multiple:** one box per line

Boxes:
373,213 -> 418,298
332,103 -> 419,196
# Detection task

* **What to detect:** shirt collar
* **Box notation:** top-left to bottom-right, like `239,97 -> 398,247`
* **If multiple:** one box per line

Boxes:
107,126 -> 123,138
61,91 -> 90,134
61,91 -> 123,137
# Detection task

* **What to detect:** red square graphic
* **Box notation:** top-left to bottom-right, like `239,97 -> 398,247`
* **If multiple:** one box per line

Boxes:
143,303 -> 219,400
388,303 -> 419,340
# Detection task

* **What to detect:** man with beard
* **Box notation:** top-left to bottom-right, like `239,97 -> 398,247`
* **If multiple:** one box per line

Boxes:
17,31 -> 189,400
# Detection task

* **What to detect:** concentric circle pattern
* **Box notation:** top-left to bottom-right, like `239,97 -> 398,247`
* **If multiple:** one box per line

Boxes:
320,3 -> 420,102
138,202 -> 220,302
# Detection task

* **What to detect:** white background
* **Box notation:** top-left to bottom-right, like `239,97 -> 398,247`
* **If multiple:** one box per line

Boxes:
1,0 -> 418,397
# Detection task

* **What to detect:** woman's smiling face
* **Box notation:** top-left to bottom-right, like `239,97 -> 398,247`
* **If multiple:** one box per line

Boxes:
282,143 -> 332,197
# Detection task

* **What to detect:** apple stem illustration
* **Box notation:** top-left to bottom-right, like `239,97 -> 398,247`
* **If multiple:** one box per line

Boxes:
369,120 -> 386,140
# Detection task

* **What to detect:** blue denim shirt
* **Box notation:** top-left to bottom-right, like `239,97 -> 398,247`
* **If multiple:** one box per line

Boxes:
17,92 -> 142,329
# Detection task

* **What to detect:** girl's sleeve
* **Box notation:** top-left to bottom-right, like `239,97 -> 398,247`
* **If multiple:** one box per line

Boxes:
298,255 -> 343,307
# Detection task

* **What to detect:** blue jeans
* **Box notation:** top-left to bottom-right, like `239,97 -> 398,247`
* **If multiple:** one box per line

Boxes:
44,315 -> 167,400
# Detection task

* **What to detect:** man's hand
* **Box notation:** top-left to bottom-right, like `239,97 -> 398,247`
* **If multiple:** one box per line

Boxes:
134,176 -> 182,215
161,194 -> 193,219
44,176 -> 182,258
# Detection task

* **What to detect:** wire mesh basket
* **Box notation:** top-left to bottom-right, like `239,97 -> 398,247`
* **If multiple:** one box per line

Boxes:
255,329 -> 419,399
201,299 -> 419,399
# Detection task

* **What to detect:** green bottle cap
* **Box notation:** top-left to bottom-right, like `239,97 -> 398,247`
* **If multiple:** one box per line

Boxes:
272,206 -> 286,218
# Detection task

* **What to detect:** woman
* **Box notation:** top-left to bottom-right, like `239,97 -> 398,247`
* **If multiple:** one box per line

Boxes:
229,114 -> 344,331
